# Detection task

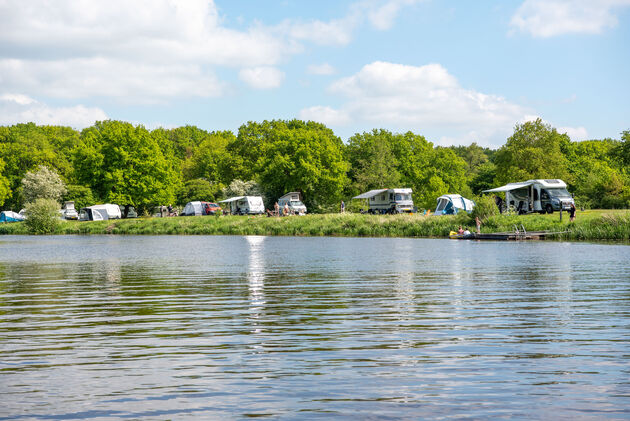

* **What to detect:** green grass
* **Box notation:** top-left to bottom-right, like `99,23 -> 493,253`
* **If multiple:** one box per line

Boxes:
1,209 -> 628,241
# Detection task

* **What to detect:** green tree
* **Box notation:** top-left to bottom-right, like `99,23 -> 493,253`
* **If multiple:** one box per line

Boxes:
234,120 -> 349,210
73,121 -> 179,213
346,129 -> 401,195
63,185 -> 95,210
494,119 -> 571,185
182,131 -> 238,184
177,179 -> 224,204
0,157 -> 11,207
20,165 -> 66,204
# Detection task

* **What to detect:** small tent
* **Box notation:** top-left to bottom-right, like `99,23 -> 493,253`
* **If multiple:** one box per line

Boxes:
0,211 -> 25,223
434,194 -> 475,215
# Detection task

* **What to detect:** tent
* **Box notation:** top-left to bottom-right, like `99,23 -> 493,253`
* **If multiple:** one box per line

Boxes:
434,194 -> 475,215
79,204 -> 121,221
0,211 -> 25,223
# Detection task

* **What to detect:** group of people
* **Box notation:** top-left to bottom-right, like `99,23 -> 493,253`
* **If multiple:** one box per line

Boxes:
266,202 -> 293,217
456,217 -> 482,236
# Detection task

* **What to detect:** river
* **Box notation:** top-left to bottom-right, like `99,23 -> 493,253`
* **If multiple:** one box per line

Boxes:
0,235 -> 629,419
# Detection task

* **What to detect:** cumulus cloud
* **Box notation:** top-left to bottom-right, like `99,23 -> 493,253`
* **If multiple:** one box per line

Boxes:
239,67 -> 285,90
0,0 -> 424,102
300,61 -> 532,146
559,126 -> 589,141
510,0 -> 630,37
307,63 -> 336,75
0,94 -> 107,128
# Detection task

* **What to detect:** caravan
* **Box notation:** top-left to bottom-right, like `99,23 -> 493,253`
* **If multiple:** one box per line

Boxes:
79,204 -> 122,221
219,196 -> 265,215
353,188 -> 414,214
484,179 -> 574,214
277,192 -> 307,215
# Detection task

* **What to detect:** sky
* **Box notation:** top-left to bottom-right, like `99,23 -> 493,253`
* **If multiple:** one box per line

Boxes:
0,0 -> 628,148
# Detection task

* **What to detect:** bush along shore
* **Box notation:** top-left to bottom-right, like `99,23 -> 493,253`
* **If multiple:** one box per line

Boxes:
0,210 -> 629,241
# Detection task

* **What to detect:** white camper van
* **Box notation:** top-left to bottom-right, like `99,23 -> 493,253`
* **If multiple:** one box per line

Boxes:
219,196 -> 265,215
277,192 -> 307,215
353,188 -> 414,214
59,201 -> 79,220
79,204 -> 122,221
484,179 -> 574,214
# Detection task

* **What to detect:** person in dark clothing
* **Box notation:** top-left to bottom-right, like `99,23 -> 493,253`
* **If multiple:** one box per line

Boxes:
569,203 -> 576,222
494,195 -> 503,214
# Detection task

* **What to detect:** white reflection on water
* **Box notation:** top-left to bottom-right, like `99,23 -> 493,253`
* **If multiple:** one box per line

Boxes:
246,236 -> 266,335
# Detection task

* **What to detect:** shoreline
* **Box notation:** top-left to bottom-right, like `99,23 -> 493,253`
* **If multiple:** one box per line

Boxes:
1,210 -> 629,241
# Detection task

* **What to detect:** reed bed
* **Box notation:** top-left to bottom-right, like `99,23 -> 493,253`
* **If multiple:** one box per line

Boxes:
1,210 -> 628,241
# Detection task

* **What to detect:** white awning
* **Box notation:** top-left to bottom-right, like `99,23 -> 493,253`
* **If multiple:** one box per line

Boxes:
219,196 -> 245,203
483,182 -> 532,193
353,189 -> 389,199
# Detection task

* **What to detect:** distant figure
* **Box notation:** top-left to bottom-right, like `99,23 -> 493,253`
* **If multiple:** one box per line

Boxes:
475,216 -> 481,234
168,204 -> 173,216
495,195 -> 503,214
283,203 -> 289,216
463,227 -> 471,236
569,203 -> 576,222
457,225 -> 464,235
340,200 -> 345,213
274,202 -> 280,216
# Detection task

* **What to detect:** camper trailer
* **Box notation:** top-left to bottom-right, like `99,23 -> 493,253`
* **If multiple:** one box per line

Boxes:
484,179 -> 574,214
353,188 -> 414,214
219,196 -> 265,215
434,194 -> 475,215
277,192 -> 307,215
79,204 -> 122,221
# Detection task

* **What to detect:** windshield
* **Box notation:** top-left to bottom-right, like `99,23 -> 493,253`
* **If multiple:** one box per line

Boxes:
547,188 -> 570,197
290,200 -> 304,206
395,193 -> 411,201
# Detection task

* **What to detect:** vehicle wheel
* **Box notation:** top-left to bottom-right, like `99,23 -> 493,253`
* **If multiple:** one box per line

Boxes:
545,204 -> 553,214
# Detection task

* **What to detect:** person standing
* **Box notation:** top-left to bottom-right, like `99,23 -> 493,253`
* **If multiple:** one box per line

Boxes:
274,201 -> 280,216
340,200 -> 345,213
475,216 -> 482,234
569,203 -> 576,222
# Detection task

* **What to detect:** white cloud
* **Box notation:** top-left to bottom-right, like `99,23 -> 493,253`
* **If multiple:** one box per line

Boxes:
510,0 -> 630,37
300,61 -> 532,146
307,63 -> 336,75
239,67 -> 285,90
559,126 -> 589,141
365,0 -> 423,30
0,94 -> 107,128
299,106 -> 351,126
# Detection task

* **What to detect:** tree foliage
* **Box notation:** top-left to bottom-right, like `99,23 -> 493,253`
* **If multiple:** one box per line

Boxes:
21,165 -> 67,204
24,198 -> 61,234
73,120 -> 179,213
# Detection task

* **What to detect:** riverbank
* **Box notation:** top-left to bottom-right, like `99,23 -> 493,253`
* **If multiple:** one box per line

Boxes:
1,210 -> 629,241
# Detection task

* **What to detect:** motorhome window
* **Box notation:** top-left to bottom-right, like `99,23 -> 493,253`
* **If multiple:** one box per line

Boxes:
541,190 -> 549,200
380,194 -> 385,201
547,188 -> 570,197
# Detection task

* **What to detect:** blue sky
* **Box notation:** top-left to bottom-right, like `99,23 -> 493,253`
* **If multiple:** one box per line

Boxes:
0,0 -> 628,148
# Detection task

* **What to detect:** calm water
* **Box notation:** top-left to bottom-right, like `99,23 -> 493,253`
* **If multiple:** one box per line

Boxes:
0,235 -> 629,420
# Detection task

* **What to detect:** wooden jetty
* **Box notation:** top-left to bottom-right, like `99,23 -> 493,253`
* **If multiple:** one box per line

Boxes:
450,226 -> 567,241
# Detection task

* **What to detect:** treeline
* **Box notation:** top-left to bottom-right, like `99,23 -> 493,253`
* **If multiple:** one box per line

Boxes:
0,119 -> 629,213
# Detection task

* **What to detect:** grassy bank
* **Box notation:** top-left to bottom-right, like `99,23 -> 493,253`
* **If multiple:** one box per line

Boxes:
1,210 -> 629,241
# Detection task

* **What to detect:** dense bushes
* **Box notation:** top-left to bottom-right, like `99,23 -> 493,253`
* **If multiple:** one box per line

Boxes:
24,198 -> 60,234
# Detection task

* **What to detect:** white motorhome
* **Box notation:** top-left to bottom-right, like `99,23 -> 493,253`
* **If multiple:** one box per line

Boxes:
484,179 -> 574,214
219,196 -> 265,215
79,204 -> 122,221
277,192 -> 307,215
353,188 -> 414,214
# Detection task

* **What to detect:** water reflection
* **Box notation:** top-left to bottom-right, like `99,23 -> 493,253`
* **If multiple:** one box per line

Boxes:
0,235 -> 628,420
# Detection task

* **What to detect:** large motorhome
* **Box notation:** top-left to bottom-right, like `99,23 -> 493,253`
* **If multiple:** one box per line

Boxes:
277,192 -> 307,215
353,188 -> 414,214
484,179 -> 574,214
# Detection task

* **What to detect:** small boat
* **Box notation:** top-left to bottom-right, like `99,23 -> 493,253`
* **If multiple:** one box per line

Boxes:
449,226 -> 566,241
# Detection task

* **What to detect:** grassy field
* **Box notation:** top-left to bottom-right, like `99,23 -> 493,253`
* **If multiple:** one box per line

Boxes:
1,209 -> 629,241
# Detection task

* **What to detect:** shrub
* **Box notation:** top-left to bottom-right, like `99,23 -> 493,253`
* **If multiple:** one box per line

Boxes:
470,194 -> 499,222
24,198 -> 61,234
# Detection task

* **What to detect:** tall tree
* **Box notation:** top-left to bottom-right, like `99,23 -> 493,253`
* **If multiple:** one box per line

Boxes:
73,121 -> 179,213
494,119 -> 571,185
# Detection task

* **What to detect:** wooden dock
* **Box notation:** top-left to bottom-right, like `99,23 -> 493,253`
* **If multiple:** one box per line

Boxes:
450,230 -> 566,241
